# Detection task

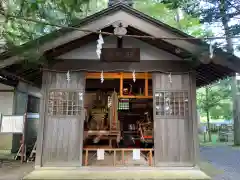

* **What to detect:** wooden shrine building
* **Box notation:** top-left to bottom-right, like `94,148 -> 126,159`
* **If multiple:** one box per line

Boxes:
1,1 -> 240,179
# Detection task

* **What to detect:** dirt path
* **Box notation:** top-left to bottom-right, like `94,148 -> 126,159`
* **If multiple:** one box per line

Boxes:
200,146 -> 240,180
0,160 -> 34,180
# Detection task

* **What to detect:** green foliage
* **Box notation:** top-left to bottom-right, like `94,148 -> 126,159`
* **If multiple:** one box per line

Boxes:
197,78 -> 232,120
134,0 -> 211,37
161,0 -> 240,52
161,0 -> 199,17
161,0 -> 239,121
0,0 -> 107,47
210,102 -> 232,120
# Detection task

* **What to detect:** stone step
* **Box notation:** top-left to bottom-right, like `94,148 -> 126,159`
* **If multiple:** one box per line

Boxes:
23,167 -> 211,180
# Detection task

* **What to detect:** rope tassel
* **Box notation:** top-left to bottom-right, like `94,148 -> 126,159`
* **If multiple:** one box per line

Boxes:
66,70 -> 70,82
132,70 -> 136,82
100,70 -> 104,83
96,30 -> 104,59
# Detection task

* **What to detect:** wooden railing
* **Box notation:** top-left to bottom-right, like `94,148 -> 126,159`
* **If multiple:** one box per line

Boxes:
83,148 -> 154,166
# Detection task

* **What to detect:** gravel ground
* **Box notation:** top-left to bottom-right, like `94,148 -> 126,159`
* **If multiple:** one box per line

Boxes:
0,160 -> 34,180
200,146 -> 240,180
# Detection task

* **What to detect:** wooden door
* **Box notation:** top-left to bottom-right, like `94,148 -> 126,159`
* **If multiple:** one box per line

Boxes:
41,72 -> 85,167
153,73 -> 194,167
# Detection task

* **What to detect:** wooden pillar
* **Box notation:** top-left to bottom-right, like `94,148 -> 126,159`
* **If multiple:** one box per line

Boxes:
144,72 -> 148,97
35,72 -> 48,168
120,72 -> 123,97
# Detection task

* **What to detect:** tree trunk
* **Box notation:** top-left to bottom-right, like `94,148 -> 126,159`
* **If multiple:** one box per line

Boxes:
205,87 -> 212,142
219,0 -> 240,145
233,78 -> 240,145
206,110 -> 211,142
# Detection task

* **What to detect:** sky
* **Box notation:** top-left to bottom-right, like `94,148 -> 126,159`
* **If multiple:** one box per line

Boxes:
209,24 -> 240,58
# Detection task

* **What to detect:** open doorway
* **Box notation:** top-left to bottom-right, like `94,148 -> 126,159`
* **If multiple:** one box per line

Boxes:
83,74 -> 154,166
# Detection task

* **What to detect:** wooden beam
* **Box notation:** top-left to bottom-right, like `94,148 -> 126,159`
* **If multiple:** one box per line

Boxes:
0,89 -> 15,92
86,72 -> 121,79
52,60 -> 193,73
86,72 -> 152,79
118,95 -> 152,99
123,73 -> 151,79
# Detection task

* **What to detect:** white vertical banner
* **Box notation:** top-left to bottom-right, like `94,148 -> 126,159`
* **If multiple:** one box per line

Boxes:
132,149 -> 140,160
97,149 -> 105,160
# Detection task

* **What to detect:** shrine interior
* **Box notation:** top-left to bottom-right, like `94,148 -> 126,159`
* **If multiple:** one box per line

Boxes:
83,77 -> 154,150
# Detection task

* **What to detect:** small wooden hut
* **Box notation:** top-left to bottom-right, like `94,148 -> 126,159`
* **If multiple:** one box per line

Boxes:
1,1 -> 240,179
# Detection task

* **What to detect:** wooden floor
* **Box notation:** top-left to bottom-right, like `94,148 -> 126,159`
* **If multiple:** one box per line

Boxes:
23,167 -> 211,180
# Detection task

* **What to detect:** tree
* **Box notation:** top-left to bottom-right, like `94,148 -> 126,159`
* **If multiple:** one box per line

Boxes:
0,0 -> 107,49
161,0 -> 240,145
210,102 -> 232,119
197,79 -> 231,141
134,0 -> 212,37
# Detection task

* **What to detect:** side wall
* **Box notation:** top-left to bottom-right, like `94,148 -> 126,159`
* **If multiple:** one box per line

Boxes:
12,82 -> 41,153
153,73 -> 197,166
36,72 -> 85,167
0,84 -> 14,151
0,82 -> 41,153
11,90 -> 28,153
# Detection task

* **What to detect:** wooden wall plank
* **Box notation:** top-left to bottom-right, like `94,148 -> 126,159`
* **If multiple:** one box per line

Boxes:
40,72 -> 85,167
153,73 -> 194,167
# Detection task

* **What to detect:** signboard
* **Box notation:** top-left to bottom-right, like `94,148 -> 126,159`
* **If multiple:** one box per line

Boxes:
132,149 -> 141,160
97,149 -> 105,160
0,115 -> 24,133
101,48 -> 140,62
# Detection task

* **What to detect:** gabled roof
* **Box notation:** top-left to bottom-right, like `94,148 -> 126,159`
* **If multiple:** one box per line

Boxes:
0,2 -> 197,62
0,2 -> 239,87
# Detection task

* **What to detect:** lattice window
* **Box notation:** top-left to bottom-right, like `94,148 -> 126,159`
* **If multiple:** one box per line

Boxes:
118,99 -> 130,110
48,91 -> 83,116
155,91 -> 189,118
